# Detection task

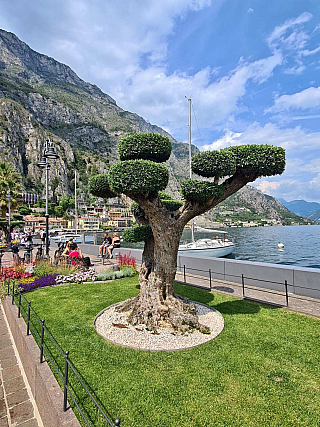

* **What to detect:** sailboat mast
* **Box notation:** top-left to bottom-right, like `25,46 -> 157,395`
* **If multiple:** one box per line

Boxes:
188,97 -> 192,179
187,97 -> 195,242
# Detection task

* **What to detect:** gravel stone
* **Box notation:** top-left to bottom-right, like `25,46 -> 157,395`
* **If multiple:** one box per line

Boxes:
95,300 -> 224,351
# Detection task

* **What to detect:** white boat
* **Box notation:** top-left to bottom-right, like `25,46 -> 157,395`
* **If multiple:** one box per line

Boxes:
51,234 -> 82,244
179,230 -> 235,257
178,97 -> 235,258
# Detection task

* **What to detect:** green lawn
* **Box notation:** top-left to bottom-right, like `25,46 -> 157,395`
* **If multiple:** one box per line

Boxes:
22,277 -> 320,427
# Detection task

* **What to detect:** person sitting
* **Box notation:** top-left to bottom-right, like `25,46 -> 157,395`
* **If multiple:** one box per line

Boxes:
68,243 -> 83,265
99,232 -> 112,258
61,240 -> 73,257
107,233 -> 121,259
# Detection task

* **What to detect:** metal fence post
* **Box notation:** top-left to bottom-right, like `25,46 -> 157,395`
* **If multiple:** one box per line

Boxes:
18,291 -> 22,318
40,320 -> 45,363
285,280 -> 289,307
11,282 -> 15,305
183,265 -> 186,283
242,274 -> 245,297
63,351 -> 69,412
27,302 -> 31,336
115,419 -> 121,426
209,269 -> 212,290
7,276 -> 10,295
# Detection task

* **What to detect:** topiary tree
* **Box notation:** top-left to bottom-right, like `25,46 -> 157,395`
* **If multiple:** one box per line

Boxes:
90,133 -> 285,332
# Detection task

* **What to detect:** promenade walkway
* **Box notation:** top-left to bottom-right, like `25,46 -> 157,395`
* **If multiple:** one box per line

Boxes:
0,304 -> 43,427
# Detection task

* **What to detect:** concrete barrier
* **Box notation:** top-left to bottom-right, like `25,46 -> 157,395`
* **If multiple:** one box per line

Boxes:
64,243 -> 320,301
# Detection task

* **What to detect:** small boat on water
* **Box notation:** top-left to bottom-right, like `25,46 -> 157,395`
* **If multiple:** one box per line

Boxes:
178,97 -> 235,258
179,230 -> 235,257
51,234 -> 82,244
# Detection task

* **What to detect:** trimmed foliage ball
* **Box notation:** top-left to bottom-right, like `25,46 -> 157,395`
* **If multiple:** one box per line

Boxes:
162,200 -> 183,211
228,145 -> 286,177
122,225 -> 153,243
191,149 -> 236,178
181,179 -> 225,203
158,191 -> 173,201
89,174 -> 116,199
131,202 -> 145,219
108,160 -> 169,194
118,133 -> 172,163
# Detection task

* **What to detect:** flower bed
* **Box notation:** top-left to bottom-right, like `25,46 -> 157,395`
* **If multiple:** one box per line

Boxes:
0,267 -> 32,282
56,268 -> 97,285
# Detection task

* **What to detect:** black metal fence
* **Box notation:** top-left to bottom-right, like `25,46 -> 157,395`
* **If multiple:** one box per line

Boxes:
4,275 -> 121,427
176,263 -> 320,313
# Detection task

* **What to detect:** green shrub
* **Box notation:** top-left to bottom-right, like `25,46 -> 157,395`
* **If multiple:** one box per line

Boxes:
122,225 -> 153,243
34,261 -> 76,278
89,174 -> 116,198
161,200 -> 183,211
118,133 -> 172,163
227,145 -> 286,177
119,266 -> 136,277
96,269 -> 116,281
108,160 -> 169,193
114,270 -> 125,279
181,180 -> 225,203
131,202 -> 145,218
158,191 -> 173,200
191,149 -> 236,178
96,268 -> 134,281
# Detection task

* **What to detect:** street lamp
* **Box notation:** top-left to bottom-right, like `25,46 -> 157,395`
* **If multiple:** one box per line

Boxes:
37,139 -> 59,257
6,189 -> 11,244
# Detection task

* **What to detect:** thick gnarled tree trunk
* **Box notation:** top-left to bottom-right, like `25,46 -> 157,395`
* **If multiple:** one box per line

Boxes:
117,211 -> 208,333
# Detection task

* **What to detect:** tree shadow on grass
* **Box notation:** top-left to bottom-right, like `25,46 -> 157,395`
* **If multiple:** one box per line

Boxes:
215,299 -> 261,315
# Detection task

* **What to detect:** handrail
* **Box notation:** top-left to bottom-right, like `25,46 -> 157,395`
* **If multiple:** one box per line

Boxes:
9,280 -> 120,427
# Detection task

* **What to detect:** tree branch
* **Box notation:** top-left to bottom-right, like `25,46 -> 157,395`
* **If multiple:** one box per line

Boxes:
177,170 -> 259,227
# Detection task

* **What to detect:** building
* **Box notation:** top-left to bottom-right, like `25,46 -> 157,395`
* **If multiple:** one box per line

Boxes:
70,216 -> 100,230
108,217 -> 132,228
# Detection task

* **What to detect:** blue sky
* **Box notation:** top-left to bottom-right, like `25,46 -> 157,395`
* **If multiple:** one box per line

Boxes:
1,0 -> 320,202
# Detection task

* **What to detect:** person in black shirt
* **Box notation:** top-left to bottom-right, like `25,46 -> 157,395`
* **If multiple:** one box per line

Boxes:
98,232 -> 112,257
107,233 -> 121,259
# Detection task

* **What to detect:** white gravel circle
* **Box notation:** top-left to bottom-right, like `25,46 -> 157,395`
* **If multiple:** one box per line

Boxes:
94,300 -> 224,351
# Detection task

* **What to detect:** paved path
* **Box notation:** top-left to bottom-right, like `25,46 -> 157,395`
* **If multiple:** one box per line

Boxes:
0,305 -> 43,427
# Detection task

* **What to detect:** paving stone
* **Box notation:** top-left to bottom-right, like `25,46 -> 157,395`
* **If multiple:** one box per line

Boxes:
3,375 -> 25,395
9,401 -> 34,425
2,364 -> 21,382
0,416 -> 9,427
0,356 -> 17,369
0,337 -> 11,350
0,399 -> 6,418
6,388 -> 29,408
0,327 -> 8,336
17,418 -> 39,427
0,347 -> 14,362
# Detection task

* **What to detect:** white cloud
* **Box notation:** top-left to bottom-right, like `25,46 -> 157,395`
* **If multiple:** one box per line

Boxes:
283,65 -> 306,75
266,86 -> 320,113
247,8 -> 254,13
202,122 -> 320,154
299,45 -> 320,56
257,181 -> 280,192
113,52 -> 282,135
266,12 -> 313,52
202,122 -> 320,202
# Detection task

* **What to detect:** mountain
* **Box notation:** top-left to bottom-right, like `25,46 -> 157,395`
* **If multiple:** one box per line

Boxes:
279,199 -> 320,219
0,29 -> 310,225
0,29 -> 195,197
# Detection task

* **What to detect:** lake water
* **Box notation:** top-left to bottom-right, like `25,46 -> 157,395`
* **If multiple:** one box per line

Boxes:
181,225 -> 320,269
